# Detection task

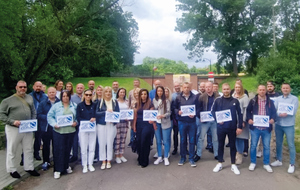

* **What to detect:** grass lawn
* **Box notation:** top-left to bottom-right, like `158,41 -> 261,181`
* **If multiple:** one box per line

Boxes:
69,77 -> 152,92
293,98 -> 300,153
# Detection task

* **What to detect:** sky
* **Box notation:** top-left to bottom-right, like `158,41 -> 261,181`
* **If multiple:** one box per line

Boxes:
122,0 -> 218,68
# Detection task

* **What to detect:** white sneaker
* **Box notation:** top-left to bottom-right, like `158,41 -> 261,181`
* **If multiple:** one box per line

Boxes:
271,160 -> 283,167
154,157 -> 163,165
263,165 -> 273,173
82,165 -> 88,173
153,152 -> 158,158
66,166 -> 73,174
88,165 -> 95,172
54,172 -> 60,179
231,164 -> 240,175
120,156 -> 127,163
164,158 -> 170,166
256,150 -> 262,158
213,163 -> 222,172
115,157 -> 121,164
288,164 -> 295,174
249,163 -> 256,171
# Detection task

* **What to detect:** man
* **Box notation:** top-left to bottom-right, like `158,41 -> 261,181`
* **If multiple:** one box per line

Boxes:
194,82 -> 220,162
88,80 -> 95,94
70,83 -> 85,162
199,82 -> 206,94
128,79 -> 140,147
267,81 -> 281,98
37,87 -> 60,170
0,81 -> 40,178
149,80 -> 161,101
271,83 -> 298,173
213,82 -> 223,96
174,82 -> 199,167
211,83 -> 243,175
30,81 -> 47,160
247,85 -> 276,173
112,81 -> 119,99
171,81 -> 181,155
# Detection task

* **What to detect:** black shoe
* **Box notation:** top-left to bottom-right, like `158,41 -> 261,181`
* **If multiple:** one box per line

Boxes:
69,156 -> 78,163
10,171 -> 21,178
127,142 -> 132,147
34,155 -> 42,161
172,149 -> 177,155
20,160 -> 23,166
186,150 -> 189,155
194,155 -> 201,162
243,152 -> 248,157
26,170 -> 40,176
226,143 -> 230,147
205,146 -> 211,150
208,148 -> 214,153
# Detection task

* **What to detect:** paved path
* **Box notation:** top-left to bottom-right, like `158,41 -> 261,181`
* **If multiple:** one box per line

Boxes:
2,132 -> 299,190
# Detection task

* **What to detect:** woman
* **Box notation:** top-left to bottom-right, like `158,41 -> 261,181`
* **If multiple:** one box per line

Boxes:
66,82 -> 74,95
153,86 -> 172,166
47,90 -> 77,179
115,88 -> 129,163
77,89 -> 97,173
165,87 -> 172,101
133,89 -> 155,168
93,85 -> 103,102
232,83 -> 249,164
128,88 -> 140,147
54,80 -> 64,99
95,86 -> 119,169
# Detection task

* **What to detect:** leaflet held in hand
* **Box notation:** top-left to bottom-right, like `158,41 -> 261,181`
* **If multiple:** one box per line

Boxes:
253,115 -> 269,127
105,111 -> 120,123
277,103 -> 294,115
80,121 -> 96,132
180,105 -> 196,116
120,109 -> 134,120
57,114 -> 73,127
143,110 -> 158,121
200,111 -> 215,122
19,119 -> 38,133
215,109 -> 232,123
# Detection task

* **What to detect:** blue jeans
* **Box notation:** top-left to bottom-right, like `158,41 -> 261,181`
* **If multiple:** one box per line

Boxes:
250,128 -> 271,165
130,128 -> 136,143
155,123 -> 172,158
196,117 -> 201,145
236,138 -> 244,154
275,124 -> 296,165
207,128 -> 213,148
196,121 -> 218,157
178,121 -> 197,161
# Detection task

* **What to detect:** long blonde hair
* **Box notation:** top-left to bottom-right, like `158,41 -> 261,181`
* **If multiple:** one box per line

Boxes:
92,85 -> 103,102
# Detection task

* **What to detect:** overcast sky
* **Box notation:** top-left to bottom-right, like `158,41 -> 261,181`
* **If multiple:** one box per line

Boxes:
122,0 -> 218,68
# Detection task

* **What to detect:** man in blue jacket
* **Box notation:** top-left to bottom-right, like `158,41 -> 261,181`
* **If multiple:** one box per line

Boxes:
30,81 -> 47,160
174,82 -> 199,167
37,87 -> 60,170
247,85 -> 276,173
211,83 -> 243,175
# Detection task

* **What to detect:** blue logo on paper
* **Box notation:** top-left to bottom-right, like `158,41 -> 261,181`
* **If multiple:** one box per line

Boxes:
30,122 -> 37,128
189,107 -> 195,113
287,106 -> 293,111
152,112 -> 157,118
256,117 -> 269,125
20,121 -> 37,132
128,111 -> 133,116
114,114 -> 119,120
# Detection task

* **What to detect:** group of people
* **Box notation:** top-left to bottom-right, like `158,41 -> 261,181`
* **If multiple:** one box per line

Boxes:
0,78 -> 297,180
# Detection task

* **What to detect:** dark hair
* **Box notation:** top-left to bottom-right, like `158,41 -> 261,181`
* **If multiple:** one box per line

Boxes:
60,90 -> 72,101
137,89 -> 151,110
116,88 -> 127,100
267,80 -> 275,86
66,82 -> 74,95
82,89 -> 93,103
155,86 -> 167,113
213,82 -> 219,85
55,80 -> 63,90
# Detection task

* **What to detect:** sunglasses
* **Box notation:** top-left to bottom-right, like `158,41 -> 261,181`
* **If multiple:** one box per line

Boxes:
19,86 -> 27,89
85,94 -> 92,96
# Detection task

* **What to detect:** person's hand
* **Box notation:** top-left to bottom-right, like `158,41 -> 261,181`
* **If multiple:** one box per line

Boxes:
90,118 -> 95,122
54,125 -> 60,129
248,119 -> 253,125
157,115 -> 163,119
149,120 -> 154,124
133,127 -> 136,133
242,122 -> 245,128
13,120 -> 21,127
178,110 -> 183,115
279,113 -> 288,117
153,124 -> 157,130
189,115 -> 195,118
236,128 -> 243,135
72,122 -> 77,127
107,109 -> 113,113
219,122 -> 224,125
269,119 -> 274,124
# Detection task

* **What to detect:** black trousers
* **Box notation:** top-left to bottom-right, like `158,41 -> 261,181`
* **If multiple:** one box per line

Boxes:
41,126 -> 53,163
34,127 -> 42,157
136,121 -> 154,167
217,127 -> 237,164
172,118 -> 179,150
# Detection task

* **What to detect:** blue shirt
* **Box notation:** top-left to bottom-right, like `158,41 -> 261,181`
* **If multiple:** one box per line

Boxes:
274,94 -> 299,126
149,89 -> 156,101
71,94 -> 82,105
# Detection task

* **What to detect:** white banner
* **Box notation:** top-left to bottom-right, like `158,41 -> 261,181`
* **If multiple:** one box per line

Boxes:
216,109 -> 232,123
180,105 -> 196,116
57,114 -> 73,127
120,109 -> 134,120
19,119 -> 38,133
253,115 -> 269,127
143,110 -> 158,121
80,121 -> 96,132
105,111 -> 120,123
200,111 -> 215,122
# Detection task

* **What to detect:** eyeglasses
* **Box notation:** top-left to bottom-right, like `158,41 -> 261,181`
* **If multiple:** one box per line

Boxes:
19,86 -> 27,89
85,94 -> 92,96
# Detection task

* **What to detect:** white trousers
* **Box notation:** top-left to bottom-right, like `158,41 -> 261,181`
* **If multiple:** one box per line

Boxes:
79,131 -> 96,166
97,123 -> 116,161
5,125 -> 34,173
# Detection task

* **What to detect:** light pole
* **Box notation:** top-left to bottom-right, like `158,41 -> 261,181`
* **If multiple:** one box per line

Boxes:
202,58 -> 211,71
272,1 -> 278,52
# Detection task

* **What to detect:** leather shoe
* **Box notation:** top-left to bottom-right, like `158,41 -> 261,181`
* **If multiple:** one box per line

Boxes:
226,143 -> 230,147
172,149 -> 177,155
208,148 -> 214,153
10,171 -> 21,178
34,155 -> 42,161
193,155 -> 201,162
26,170 -> 40,176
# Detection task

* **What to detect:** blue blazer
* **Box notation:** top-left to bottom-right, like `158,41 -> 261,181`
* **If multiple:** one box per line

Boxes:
95,99 -> 119,125
37,97 -> 60,131
30,91 -> 48,110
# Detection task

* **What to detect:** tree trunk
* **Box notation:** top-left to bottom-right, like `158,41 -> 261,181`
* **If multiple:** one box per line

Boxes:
232,51 -> 238,76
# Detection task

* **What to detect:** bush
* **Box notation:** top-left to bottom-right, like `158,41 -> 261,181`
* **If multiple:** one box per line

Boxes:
256,52 -> 300,95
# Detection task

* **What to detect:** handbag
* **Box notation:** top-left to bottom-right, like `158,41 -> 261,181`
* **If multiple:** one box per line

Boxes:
131,136 -> 137,153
